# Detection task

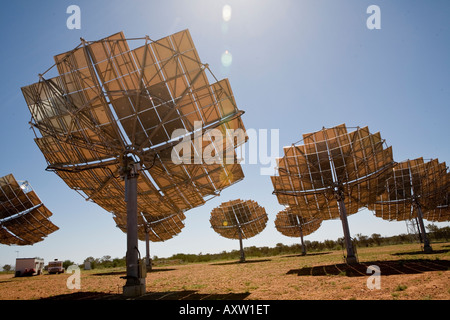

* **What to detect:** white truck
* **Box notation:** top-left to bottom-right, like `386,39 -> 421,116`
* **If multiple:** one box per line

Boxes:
47,259 -> 65,274
15,258 -> 44,277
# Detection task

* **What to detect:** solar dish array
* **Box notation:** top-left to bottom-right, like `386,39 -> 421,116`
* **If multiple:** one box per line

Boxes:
21,29 -> 246,238
369,158 -> 449,222
115,212 -> 186,242
427,189 -> 449,222
210,199 -> 268,240
0,174 -> 58,245
275,207 -> 322,238
271,124 -> 395,220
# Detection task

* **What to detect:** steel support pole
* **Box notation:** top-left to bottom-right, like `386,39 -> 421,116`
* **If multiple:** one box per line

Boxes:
123,163 -> 146,297
238,227 -> 245,263
337,198 -> 358,264
145,228 -> 152,271
415,204 -> 433,253
299,226 -> 306,256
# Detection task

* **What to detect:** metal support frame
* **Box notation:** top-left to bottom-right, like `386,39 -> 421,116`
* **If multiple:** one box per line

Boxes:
323,129 -> 358,264
299,226 -> 306,256
406,162 -> 433,254
23,31 -> 248,298
405,218 -> 421,242
414,202 -> 433,253
145,227 -> 152,271
335,189 -> 358,264
230,204 -> 246,263
122,159 -> 146,297
294,215 -> 307,256
237,227 -> 246,263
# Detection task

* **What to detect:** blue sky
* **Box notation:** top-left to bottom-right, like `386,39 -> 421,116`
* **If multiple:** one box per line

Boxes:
0,0 -> 449,267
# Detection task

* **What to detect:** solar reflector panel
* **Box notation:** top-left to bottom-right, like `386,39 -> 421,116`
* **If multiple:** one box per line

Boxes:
0,174 -> 58,246
0,226 -> 28,245
369,158 -> 449,222
423,190 -> 449,222
21,29 -> 247,227
274,207 -> 322,238
0,174 -> 42,219
210,199 -> 268,240
2,205 -> 58,245
140,212 -> 186,242
272,124 -> 394,220
114,212 -> 186,242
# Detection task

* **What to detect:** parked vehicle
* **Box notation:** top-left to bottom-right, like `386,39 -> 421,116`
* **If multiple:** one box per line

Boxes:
15,258 -> 44,277
47,259 -> 65,274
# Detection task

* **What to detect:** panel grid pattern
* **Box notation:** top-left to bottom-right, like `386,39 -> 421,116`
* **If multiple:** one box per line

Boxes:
274,207 -> 322,238
271,124 -> 394,220
210,199 -> 268,240
21,30 -> 247,239
368,158 -> 449,222
0,174 -> 58,246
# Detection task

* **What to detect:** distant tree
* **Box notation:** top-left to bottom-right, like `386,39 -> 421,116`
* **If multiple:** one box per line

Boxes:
370,233 -> 382,246
427,224 -> 450,241
323,239 -> 336,250
63,260 -> 75,270
100,255 -> 113,268
356,234 -> 369,247
2,264 -> 12,272
84,256 -> 96,269
112,257 -> 125,268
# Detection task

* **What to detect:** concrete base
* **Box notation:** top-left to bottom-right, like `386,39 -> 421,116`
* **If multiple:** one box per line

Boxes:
123,283 -> 146,298
423,245 -> 433,254
345,255 -> 358,264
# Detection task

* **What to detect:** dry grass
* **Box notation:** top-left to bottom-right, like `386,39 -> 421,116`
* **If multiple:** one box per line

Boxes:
0,242 -> 449,300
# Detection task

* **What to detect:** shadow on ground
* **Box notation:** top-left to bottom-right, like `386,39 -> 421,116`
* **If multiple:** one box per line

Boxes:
210,259 -> 271,266
392,249 -> 450,256
287,259 -> 450,277
92,268 -> 176,276
281,252 -> 332,258
40,290 -> 250,300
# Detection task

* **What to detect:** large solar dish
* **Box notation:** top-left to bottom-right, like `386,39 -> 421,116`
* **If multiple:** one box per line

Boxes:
424,188 -> 449,222
0,174 -> 58,245
21,29 -> 247,295
22,29 -> 246,222
271,124 -> 394,263
210,199 -> 268,262
368,158 -> 449,252
116,212 -> 185,270
274,207 -> 322,255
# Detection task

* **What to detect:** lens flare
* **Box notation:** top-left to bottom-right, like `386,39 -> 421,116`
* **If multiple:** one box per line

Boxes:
222,5 -> 232,22
221,50 -> 233,68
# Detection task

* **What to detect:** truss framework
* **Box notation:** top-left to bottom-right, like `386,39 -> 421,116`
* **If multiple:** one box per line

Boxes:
368,158 -> 449,222
271,124 -> 395,263
21,30 -> 247,239
0,174 -> 58,245
210,199 -> 268,240
274,207 -> 322,238
271,124 -> 394,220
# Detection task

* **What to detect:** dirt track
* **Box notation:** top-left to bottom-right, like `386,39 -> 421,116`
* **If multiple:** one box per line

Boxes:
0,243 -> 449,300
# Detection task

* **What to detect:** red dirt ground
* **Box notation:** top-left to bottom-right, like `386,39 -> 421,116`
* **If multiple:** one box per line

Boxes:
0,242 -> 449,300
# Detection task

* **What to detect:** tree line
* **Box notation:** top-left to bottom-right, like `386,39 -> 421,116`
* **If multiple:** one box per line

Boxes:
163,224 -> 450,264
2,224 -> 449,272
